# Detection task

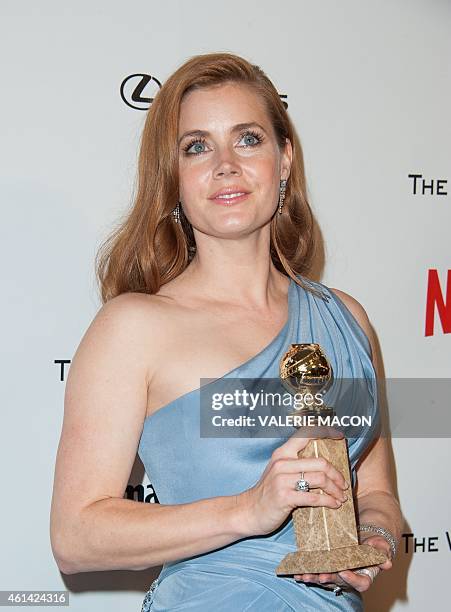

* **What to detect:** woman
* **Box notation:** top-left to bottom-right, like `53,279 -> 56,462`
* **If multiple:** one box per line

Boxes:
50,52 -> 403,611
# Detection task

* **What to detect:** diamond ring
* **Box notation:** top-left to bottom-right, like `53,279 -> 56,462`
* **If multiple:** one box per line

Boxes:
354,567 -> 379,582
295,471 -> 310,492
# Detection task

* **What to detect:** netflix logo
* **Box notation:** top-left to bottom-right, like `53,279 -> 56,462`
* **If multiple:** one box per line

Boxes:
425,270 -> 451,336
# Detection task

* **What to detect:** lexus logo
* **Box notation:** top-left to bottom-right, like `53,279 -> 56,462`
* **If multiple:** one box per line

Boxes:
120,73 -> 288,111
120,73 -> 162,110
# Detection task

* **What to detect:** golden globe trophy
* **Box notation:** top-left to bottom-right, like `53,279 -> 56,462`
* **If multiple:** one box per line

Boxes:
275,343 -> 387,575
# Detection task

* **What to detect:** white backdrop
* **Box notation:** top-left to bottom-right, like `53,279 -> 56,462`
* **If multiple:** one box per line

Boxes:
1,1 -> 449,610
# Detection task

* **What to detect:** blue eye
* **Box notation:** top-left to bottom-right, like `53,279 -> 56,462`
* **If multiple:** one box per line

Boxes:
238,129 -> 265,147
182,129 -> 264,156
241,132 -> 260,146
183,139 -> 205,155
184,139 -> 207,155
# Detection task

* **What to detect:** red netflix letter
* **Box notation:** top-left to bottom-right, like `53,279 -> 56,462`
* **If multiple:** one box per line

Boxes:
425,270 -> 451,336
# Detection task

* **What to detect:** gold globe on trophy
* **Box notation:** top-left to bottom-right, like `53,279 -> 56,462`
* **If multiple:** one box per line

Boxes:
275,343 -> 388,575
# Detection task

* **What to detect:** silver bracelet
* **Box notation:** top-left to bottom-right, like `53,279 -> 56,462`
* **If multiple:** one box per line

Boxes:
357,523 -> 397,559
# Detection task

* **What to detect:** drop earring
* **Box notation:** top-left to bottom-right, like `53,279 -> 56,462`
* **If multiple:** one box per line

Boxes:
278,179 -> 287,214
172,201 -> 180,223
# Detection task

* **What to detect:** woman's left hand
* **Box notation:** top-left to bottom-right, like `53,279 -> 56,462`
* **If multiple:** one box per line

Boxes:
293,534 -> 393,593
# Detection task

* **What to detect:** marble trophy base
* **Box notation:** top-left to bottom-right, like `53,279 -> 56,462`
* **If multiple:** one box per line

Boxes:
276,543 -> 387,575
276,437 -> 388,576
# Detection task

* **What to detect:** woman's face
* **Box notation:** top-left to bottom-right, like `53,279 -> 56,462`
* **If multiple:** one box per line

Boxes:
177,82 -> 292,238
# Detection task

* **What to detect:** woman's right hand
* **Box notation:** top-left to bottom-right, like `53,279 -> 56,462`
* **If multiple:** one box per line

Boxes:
237,426 -> 350,537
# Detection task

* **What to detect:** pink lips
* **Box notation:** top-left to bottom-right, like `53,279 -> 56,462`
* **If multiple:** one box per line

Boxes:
212,193 -> 250,206
208,186 -> 251,206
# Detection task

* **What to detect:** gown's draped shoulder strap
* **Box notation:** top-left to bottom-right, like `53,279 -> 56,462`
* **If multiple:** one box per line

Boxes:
292,276 -> 381,482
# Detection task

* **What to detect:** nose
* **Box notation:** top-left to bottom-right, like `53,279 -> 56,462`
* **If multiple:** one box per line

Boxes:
213,148 -> 242,178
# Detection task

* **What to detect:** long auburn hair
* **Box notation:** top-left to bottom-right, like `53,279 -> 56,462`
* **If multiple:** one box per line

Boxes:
95,52 -> 322,303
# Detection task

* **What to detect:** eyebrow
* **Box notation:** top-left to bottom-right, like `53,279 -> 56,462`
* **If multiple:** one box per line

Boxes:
178,122 -> 268,144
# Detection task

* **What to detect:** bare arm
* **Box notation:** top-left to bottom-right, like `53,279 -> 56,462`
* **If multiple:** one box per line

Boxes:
330,289 -> 404,549
353,437 -> 403,547
50,294 -> 248,575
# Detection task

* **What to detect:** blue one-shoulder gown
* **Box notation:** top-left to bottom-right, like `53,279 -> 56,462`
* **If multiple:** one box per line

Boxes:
138,274 -> 379,611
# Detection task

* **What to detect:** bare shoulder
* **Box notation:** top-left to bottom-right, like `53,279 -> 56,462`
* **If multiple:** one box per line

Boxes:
92,291 -> 171,337
328,288 -> 371,332
94,290 -> 168,325
75,291 -> 171,388
328,287 -> 376,360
